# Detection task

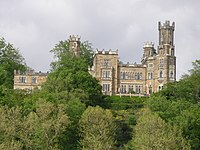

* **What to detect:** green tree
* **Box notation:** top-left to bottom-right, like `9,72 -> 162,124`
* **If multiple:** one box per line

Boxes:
43,39 -> 102,106
0,99 -> 70,150
79,106 -> 116,150
129,108 -> 190,150
0,38 -> 26,89
60,99 -> 86,150
50,40 -> 93,69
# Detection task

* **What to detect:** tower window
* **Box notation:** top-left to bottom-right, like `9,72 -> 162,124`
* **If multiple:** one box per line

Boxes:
170,71 -> 174,79
159,58 -> 164,68
103,59 -> 109,67
148,72 -> 153,79
160,58 -> 164,64
171,49 -> 174,56
169,58 -> 174,65
148,63 -> 153,68
102,71 -> 110,78
160,71 -> 163,78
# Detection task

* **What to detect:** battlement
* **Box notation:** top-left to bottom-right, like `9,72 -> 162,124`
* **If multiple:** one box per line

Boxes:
119,62 -> 145,68
69,35 -> 80,42
14,70 -> 48,76
95,49 -> 118,55
143,42 -> 154,48
158,20 -> 175,30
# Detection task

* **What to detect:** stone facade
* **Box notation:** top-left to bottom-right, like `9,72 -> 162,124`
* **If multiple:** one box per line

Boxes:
14,70 -> 47,90
89,20 -> 176,95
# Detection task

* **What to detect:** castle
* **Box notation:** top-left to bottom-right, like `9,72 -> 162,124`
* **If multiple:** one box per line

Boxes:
14,20 -> 176,96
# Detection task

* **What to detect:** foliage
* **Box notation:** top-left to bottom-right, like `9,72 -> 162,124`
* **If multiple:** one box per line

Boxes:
60,99 -> 86,150
79,106 -> 116,150
43,39 -> 103,106
0,38 -> 26,89
127,108 -> 190,150
50,40 -> 93,68
158,59 -> 200,103
146,60 -> 200,149
0,99 -> 70,150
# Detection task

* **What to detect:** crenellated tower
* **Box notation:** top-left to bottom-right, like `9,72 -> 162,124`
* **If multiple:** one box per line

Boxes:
158,20 -> 175,56
156,21 -> 176,91
68,35 -> 81,56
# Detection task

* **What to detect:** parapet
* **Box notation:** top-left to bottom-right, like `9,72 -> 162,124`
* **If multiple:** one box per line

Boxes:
14,70 -> 48,76
158,20 -> 175,30
69,35 -> 80,42
94,49 -> 118,55
143,42 -> 154,48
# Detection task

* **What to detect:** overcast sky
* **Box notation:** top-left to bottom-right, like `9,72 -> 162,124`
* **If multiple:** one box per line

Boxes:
0,0 -> 200,79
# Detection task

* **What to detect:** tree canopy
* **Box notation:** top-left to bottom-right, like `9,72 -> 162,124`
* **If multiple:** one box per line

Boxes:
42,39 -> 103,106
0,38 -> 26,89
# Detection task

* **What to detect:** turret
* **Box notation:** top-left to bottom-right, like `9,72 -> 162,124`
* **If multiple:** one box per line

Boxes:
143,42 -> 156,58
68,35 -> 81,56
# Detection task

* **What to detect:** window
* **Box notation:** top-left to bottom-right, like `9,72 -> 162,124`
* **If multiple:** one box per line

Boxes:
32,77 -> 37,83
135,72 -> 142,80
19,76 -> 26,83
135,73 -> 138,80
171,49 -> 174,56
104,59 -> 109,67
139,72 -> 142,80
102,71 -> 110,78
159,59 -> 164,68
148,72 -> 153,79
128,85 -> 134,93
132,72 -> 135,79
149,85 -> 152,94
148,63 -> 153,68
120,72 -> 123,79
159,85 -> 163,91
123,72 -> 125,79
125,72 -> 128,79
160,58 -> 164,64
160,70 -> 163,78
121,85 -> 126,93
128,72 -> 130,79
136,85 -> 142,94
102,84 -> 110,92
169,58 -> 174,65
170,70 -> 174,79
